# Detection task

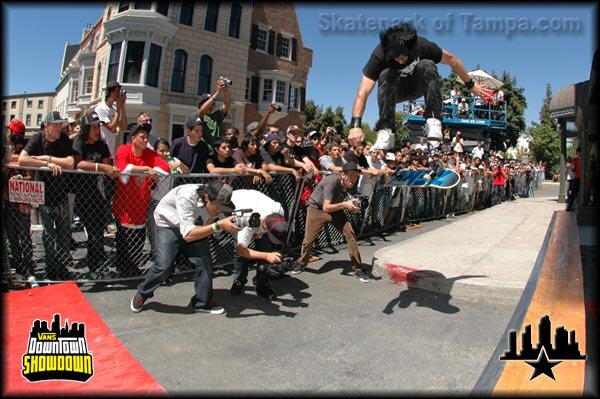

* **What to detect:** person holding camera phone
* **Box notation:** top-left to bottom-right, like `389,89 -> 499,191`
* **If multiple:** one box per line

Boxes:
229,189 -> 288,300
195,77 -> 232,149
290,161 -> 371,283
94,80 -> 128,157
130,181 -> 240,314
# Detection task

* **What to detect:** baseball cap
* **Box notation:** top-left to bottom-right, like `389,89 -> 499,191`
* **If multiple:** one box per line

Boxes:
130,123 -> 152,135
104,80 -> 121,91
302,139 -> 314,148
287,125 -> 303,134
185,115 -> 207,130
44,111 -> 67,125
206,181 -> 235,213
246,121 -> 259,134
263,133 -> 280,148
385,152 -> 395,161
80,109 -> 103,126
263,213 -> 288,245
342,161 -> 359,172
67,117 -> 76,124
7,119 -> 26,136
197,93 -> 212,107
308,130 -> 321,139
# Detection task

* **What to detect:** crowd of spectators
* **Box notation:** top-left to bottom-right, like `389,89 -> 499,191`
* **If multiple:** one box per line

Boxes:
3,78 -> 544,284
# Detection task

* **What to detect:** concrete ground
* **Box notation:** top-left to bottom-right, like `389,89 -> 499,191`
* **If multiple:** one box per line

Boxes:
81,182 -> 572,395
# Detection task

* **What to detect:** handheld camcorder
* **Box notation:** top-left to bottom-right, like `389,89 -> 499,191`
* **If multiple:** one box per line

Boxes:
274,104 -> 282,112
350,195 -> 369,209
120,89 -> 127,96
231,209 -> 261,229
219,76 -> 233,86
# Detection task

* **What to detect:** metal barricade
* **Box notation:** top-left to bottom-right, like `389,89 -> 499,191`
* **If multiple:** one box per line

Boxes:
2,164 -> 543,285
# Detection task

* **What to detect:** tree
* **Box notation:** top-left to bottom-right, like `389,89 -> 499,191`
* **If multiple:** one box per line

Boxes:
539,83 -> 558,131
490,71 -> 527,151
303,100 -> 322,133
529,122 -> 560,177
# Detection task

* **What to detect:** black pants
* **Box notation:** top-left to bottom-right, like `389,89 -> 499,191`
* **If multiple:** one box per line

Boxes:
567,178 -> 580,210
375,59 -> 443,132
233,234 -> 272,290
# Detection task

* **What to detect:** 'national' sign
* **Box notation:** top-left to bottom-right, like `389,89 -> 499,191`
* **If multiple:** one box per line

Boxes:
9,180 -> 45,205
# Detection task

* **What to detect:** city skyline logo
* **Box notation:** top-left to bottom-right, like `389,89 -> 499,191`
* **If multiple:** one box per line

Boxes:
500,314 -> 586,381
22,314 -> 94,383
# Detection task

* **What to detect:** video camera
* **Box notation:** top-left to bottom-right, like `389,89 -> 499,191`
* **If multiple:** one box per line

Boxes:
218,76 -> 233,86
230,208 -> 261,229
349,195 -> 369,209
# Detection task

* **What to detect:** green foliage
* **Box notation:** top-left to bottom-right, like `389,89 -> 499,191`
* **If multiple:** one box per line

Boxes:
529,122 -> 560,177
304,100 -> 347,138
539,83 -> 558,130
361,122 -> 376,144
490,71 -> 527,151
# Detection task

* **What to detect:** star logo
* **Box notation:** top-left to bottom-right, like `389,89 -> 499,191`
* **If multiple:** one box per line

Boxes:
525,347 -> 561,380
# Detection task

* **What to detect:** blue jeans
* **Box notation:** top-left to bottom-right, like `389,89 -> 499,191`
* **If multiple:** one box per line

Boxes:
137,226 -> 214,308
39,200 -> 73,278
232,234 -> 271,288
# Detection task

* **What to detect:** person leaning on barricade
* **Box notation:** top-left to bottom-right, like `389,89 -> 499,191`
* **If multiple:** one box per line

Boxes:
319,142 -> 347,173
130,181 -> 240,314
259,132 -> 301,182
206,137 -> 246,176
112,123 -> 170,278
3,118 -> 35,282
170,115 -> 211,173
290,161 -> 371,283
232,136 -> 273,185
229,189 -> 289,300
72,109 -> 121,279
18,111 -> 78,280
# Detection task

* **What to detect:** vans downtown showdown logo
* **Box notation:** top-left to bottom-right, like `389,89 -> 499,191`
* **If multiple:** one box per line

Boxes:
22,314 -> 94,382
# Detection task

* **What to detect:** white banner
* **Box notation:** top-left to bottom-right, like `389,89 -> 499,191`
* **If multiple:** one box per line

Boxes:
8,180 -> 45,205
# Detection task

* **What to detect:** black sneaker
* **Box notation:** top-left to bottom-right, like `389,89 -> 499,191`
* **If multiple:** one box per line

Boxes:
130,293 -> 146,313
190,299 -> 225,315
354,269 -> 371,283
230,280 -> 245,296
290,261 -> 307,275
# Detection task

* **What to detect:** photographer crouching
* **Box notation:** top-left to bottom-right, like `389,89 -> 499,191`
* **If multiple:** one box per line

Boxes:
290,161 -> 371,283
130,181 -> 240,315
229,189 -> 289,300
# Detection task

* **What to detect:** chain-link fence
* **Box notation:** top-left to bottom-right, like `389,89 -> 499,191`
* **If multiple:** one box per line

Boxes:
2,165 -> 544,285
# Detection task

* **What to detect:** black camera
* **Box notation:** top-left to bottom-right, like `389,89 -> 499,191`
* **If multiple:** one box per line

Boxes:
232,209 -> 261,229
350,195 -> 369,209
120,89 -> 127,96
274,104 -> 282,112
218,76 -> 233,86
258,256 -> 295,275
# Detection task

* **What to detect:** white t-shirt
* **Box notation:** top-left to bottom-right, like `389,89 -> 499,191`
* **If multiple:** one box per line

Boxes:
471,146 -> 485,160
94,102 -> 119,156
154,184 -> 216,239
230,189 -> 284,248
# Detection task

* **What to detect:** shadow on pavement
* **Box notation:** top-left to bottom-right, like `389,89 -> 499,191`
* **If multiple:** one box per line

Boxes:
382,271 -> 487,315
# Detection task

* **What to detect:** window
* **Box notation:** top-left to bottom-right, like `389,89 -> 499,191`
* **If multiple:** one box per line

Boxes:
94,63 -> 102,98
36,114 -> 42,126
134,1 -> 152,9
156,2 -> 169,16
279,36 -> 290,59
146,44 -> 162,87
197,55 -> 212,95
83,68 -> 94,95
288,86 -> 299,109
228,3 -> 241,38
25,114 -> 31,126
2,102 -> 6,111
71,81 -> 79,102
275,80 -> 286,103
11,101 -> 16,109
256,28 -> 267,51
179,2 -> 194,26
26,100 -> 33,108
262,79 -> 273,102
10,115 -> 15,121
118,1 -> 129,12
107,42 -> 122,84
37,100 -> 43,109
123,41 -> 145,84
171,49 -> 187,93
245,77 -> 250,100
204,2 -> 219,32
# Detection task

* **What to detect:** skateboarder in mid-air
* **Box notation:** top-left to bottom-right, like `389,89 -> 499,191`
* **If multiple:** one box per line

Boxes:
347,22 -> 493,148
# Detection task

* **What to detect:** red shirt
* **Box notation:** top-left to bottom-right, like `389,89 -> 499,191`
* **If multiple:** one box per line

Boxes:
112,144 -> 169,226
493,165 -> 507,186
572,156 -> 582,179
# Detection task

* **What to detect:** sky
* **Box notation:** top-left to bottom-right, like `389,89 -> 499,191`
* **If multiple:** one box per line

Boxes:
3,3 -> 597,129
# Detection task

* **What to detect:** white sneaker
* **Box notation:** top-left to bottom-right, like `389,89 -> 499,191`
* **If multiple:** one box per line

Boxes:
424,118 -> 442,140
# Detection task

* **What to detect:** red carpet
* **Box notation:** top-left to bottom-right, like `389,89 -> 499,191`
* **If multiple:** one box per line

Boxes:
3,282 -> 166,396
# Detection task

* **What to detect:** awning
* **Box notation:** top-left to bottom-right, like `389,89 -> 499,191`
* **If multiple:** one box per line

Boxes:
549,81 -> 589,119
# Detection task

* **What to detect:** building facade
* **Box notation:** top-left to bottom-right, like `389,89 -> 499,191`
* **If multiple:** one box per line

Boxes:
49,1 -> 311,145
2,93 -> 56,136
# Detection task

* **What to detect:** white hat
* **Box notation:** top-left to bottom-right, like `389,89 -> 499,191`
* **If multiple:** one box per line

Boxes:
385,152 -> 395,161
